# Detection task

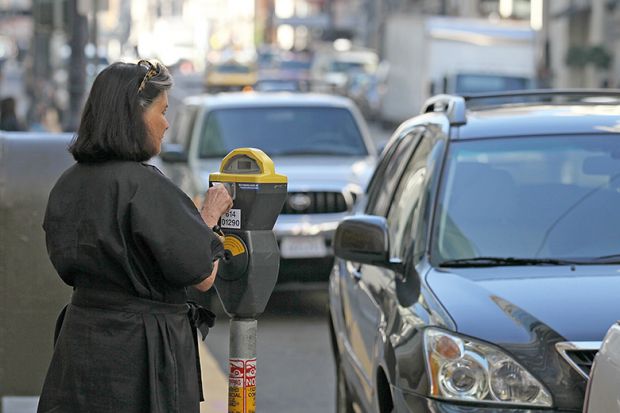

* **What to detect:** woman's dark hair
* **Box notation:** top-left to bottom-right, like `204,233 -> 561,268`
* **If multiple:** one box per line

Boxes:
69,60 -> 173,162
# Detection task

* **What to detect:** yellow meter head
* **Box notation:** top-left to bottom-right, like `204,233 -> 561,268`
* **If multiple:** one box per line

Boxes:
209,148 -> 288,231
209,148 -> 287,184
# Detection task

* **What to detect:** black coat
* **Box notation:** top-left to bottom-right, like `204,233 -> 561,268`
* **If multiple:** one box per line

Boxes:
37,161 -> 224,413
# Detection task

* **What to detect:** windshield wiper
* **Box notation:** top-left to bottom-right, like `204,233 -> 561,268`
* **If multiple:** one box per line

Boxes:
438,256 -> 583,268
589,254 -> 620,264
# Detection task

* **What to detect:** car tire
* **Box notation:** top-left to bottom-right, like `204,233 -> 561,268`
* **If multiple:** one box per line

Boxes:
336,358 -> 355,413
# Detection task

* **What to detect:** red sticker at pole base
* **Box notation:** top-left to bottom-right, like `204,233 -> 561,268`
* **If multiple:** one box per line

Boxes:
229,358 -> 256,413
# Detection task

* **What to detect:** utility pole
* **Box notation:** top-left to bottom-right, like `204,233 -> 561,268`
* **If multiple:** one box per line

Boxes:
586,0 -> 606,87
29,0 -> 52,125
91,0 -> 99,69
325,0 -> 334,39
256,0 -> 275,45
66,0 -> 87,131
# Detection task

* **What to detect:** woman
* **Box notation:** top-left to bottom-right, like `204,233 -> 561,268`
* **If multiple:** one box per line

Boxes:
37,60 -> 233,413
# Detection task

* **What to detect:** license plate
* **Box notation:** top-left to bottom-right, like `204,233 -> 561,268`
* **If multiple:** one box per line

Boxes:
280,236 -> 328,259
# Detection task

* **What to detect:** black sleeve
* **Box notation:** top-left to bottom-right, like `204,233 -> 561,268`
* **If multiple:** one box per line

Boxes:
129,170 -> 225,287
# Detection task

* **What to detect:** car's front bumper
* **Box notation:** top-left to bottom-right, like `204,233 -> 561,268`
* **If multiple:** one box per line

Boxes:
393,389 -> 575,413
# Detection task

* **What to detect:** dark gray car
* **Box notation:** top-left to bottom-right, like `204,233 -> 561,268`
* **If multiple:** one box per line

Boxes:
329,90 -> 620,412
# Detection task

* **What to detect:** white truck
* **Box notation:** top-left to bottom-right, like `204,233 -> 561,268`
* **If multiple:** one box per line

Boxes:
381,15 -> 537,124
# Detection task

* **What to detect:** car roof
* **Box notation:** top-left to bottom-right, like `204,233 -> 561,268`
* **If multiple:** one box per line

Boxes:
419,91 -> 620,140
183,92 -> 356,110
458,103 -> 620,139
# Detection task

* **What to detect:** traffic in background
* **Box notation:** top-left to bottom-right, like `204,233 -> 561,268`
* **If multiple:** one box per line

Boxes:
1,1 -> 619,413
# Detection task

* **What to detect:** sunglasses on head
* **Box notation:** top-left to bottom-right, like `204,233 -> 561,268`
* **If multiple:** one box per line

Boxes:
137,59 -> 159,92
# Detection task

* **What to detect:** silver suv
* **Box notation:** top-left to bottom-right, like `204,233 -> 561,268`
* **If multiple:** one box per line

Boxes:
156,92 -> 377,286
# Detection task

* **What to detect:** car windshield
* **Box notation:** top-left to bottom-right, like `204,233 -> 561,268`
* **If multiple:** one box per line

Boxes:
280,60 -> 311,71
455,74 -> 530,94
329,61 -> 368,73
214,64 -> 252,74
198,107 -> 368,158
254,80 -> 300,92
433,134 -> 620,264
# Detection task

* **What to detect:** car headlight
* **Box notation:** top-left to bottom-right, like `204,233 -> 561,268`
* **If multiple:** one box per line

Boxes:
423,328 -> 553,408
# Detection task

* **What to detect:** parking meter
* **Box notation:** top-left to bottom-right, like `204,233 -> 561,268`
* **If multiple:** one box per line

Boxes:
209,148 -> 287,413
209,147 -> 287,318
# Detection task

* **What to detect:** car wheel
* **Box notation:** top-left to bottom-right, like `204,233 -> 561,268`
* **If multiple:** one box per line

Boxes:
336,358 -> 355,413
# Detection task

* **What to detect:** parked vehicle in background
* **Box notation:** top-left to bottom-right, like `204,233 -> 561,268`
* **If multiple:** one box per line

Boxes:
381,15 -> 536,124
256,52 -> 313,92
583,322 -> 620,413
434,72 -> 534,95
329,90 -> 620,413
204,59 -> 257,92
345,61 -> 389,121
156,92 -> 377,291
277,54 -> 312,85
311,45 -> 379,95
254,78 -> 304,92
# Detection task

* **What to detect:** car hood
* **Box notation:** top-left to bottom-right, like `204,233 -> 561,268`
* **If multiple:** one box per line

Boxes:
199,156 -> 375,191
426,265 -> 620,344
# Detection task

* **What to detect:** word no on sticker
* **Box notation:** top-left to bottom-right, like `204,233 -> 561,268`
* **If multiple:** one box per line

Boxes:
221,209 -> 241,229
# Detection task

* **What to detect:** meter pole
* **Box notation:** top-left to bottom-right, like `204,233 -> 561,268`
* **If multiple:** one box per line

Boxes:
228,318 -> 257,413
209,148 -> 287,413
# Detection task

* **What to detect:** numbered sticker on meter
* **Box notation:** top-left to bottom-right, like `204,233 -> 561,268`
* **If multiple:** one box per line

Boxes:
221,209 -> 241,229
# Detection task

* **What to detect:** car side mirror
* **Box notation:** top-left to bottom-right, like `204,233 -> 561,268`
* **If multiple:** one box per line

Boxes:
334,215 -> 421,306
159,143 -> 188,163
334,215 -> 394,267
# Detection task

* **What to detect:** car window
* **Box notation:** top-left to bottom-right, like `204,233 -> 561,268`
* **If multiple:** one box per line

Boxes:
454,74 -> 531,94
433,134 -> 620,263
386,133 -> 434,258
213,64 -> 253,74
169,105 -> 198,150
198,107 -> 368,158
366,128 -> 423,216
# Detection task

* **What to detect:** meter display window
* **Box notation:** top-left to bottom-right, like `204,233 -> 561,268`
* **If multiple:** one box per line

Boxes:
198,107 -> 368,158
224,155 -> 261,174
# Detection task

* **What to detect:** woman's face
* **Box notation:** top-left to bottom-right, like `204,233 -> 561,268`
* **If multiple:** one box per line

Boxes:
143,91 -> 169,155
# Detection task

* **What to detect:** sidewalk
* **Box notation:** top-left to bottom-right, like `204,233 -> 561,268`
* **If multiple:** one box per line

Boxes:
2,342 -> 228,413
199,339 -> 229,413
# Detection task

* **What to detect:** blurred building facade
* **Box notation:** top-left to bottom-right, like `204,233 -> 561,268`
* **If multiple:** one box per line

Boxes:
545,0 -> 620,88
25,0 -> 256,130
351,0 -> 620,90
1,0 -> 619,131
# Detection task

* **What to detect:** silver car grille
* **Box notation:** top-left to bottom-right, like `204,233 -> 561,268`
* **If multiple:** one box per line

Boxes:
281,191 -> 350,214
556,341 -> 601,380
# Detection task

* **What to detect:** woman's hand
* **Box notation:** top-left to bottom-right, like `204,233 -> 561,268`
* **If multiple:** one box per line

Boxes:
200,183 -> 233,227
